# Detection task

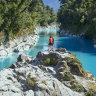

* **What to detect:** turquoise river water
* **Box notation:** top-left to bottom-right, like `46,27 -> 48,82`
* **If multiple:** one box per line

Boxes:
0,27 -> 96,76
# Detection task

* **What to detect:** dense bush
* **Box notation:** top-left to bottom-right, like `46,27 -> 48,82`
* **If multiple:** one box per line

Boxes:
58,0 -> 96,39
0,0 -> 57,41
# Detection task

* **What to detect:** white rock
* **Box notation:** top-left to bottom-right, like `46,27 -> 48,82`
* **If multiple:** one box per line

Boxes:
35,90 -> 44,96
0,91 -> 22,96
25,90 -> 34,96
0,50 -> 8,56
8,85 -> 21,93
0,34 -> 39,56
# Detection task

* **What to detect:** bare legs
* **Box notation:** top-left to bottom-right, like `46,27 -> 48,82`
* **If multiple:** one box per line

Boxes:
48,44 -> 49,51
48,45 -> 53,51
51,46 -> 53,51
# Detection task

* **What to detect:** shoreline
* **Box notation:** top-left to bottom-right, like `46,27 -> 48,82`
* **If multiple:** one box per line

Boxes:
0,24 -> 59,57
58,29 -> 84,38
58,29 -> 96,48
35,24 -> 59,33
0,25 -> 95,57
0,31 -> 39,56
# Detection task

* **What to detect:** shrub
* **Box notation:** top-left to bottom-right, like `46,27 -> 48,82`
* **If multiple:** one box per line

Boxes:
87,82 -> 96,92
4,66 -> 8,69
44,58 -> 58,66
26,77 -> 37,89
85,92 -> 93,96
0,42 -> 2,46
44,58 -> 51,66
72,54 -> 82,65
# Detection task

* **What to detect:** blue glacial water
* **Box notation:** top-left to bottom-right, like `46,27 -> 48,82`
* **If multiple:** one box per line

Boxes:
0,27 -> 96,77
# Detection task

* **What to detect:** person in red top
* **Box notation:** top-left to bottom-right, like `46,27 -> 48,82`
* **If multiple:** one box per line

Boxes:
48,36 -> 53,51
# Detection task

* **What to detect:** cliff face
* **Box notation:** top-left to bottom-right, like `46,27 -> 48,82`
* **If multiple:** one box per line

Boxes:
0,48 -> 96,96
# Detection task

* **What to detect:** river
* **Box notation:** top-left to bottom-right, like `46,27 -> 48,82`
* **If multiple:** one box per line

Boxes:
0,27 -> 96,77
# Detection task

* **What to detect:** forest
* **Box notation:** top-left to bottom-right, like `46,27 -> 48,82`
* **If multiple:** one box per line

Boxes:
0,0 -> 96,42
58,0 -> 96,39
0,0 -> 57,42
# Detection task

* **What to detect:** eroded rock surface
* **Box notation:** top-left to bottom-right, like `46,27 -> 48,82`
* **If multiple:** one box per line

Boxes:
0,34 -> 39,56
0,48 -> 96,96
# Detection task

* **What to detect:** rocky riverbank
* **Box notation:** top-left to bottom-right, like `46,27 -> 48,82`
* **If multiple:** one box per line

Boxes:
58,29 -> 84,38
36,24 -> 59,34
36,24 -> 59,31
0,32 -> 39,56
58,29 -> 96,48
0,24 -> 59,56
0,48 -> 96,96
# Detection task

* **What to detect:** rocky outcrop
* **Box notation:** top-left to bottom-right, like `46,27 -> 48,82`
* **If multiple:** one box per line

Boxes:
58,29 -> 84,38
0,48 -> 96,96
0,33 -> 39,56
17,54 -> 34,63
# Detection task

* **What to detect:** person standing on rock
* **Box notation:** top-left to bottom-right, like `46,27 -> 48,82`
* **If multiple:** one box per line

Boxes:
48,36 -> 53,51
48,35 -> 55,51
52,35 -> 55,51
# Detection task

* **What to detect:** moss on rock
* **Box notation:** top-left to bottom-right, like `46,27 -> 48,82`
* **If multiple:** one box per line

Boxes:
64,57 -> 87,77
57,70 -> 75,81
64,80 -> 86,92
44,58 -> 58,66
87,82 -> 96,92
85,91 -> 93,96
26,77 -> 38,89
44,58 -> 51,66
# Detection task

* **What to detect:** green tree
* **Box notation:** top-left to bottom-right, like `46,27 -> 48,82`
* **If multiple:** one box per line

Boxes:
58,0 -> 96,39
0,0 -> 57,42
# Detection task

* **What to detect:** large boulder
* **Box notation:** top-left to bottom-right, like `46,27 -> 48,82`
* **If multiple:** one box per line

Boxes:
37,51 -> 60,61
36,48 -> 87,77
36,48 -> 89,92
17,54 -> 34,63
64,57 -> 87,77
36,48 -> 72,66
